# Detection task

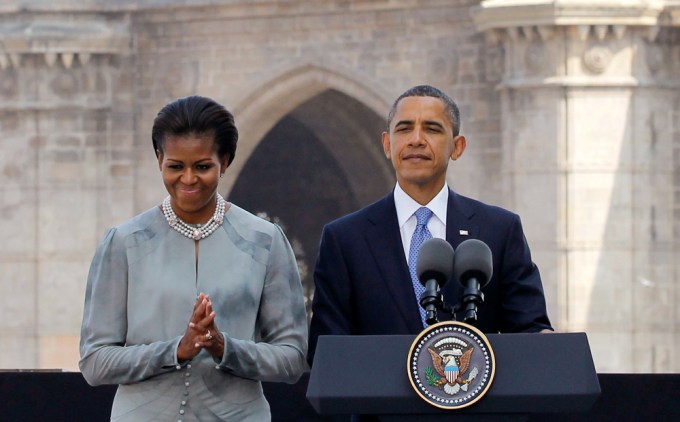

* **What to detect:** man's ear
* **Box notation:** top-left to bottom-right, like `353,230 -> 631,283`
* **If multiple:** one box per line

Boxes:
451,135 -> 467,161
381,131 -> 391,159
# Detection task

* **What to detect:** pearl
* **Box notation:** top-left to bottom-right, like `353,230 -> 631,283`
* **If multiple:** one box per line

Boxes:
162,194 -> 226,240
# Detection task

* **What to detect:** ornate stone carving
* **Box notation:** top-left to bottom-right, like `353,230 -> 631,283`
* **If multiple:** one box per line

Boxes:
645,43 -> 665,74
0,69 -> 19,98
0,18 -> 130,70
593,25 -> 609,41
582,44 -> 612,74
485,45 -> 504,83
525,40 -> 548,73
50,71 -> 79,98
45,53 -> 59,68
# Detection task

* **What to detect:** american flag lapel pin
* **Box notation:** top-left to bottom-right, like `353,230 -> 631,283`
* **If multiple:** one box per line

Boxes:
459,230 -> 469,236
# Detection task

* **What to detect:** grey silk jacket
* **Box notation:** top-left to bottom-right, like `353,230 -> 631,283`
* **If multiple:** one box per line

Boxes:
79,204 -> 308,421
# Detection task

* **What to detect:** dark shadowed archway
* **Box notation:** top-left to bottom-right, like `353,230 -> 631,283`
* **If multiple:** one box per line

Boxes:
229,89 -> 394,318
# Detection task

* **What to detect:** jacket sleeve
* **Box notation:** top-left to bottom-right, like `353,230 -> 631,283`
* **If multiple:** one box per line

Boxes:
79,228 -> 183,386
307,223 -> 357,364
498,214 -> 553,333
215,224 -> 309,383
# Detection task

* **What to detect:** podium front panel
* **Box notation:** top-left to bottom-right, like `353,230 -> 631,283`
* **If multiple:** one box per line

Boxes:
306,333 -> 600,416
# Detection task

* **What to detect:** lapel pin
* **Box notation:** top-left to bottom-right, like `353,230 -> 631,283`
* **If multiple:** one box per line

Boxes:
459,230 -> 469,236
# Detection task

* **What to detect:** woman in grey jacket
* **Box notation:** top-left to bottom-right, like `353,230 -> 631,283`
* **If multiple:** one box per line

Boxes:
79,95 -> 308,421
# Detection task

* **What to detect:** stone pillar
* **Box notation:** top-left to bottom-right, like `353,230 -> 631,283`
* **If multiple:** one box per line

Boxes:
473,0 -> 680,372
0,15 -> 132,369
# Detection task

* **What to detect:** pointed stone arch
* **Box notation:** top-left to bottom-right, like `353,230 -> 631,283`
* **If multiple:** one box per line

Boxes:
222,62 -> 394,195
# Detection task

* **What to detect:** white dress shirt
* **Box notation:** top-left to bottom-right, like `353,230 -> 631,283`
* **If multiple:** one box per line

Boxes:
394,182 -> 449,264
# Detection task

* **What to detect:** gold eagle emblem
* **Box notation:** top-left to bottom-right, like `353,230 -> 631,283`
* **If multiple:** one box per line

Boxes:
426,337 -> 479,395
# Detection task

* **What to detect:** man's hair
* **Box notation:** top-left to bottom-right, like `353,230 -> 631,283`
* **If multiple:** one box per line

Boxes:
387,85 -> 461,136
152,95 -> 238,165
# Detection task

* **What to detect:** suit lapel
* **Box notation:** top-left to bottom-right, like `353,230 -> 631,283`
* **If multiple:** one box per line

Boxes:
446,189 -> 479,248
361,190 -> 480,331
444,189 -> 479,318
364,193 -> 424,333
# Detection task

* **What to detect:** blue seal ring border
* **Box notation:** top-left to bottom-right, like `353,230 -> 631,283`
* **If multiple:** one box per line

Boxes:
407,321 -> 496,410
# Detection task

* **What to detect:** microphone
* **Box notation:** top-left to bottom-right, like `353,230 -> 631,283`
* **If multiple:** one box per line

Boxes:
453,239 -> 493,323
416,238 -> 455,326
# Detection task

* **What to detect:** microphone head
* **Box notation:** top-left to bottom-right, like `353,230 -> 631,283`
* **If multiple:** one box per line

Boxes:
453,239 -> 493,288
416,238 -> 455,287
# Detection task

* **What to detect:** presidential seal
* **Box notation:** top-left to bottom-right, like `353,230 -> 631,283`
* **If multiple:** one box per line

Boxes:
407,321 -> 495,409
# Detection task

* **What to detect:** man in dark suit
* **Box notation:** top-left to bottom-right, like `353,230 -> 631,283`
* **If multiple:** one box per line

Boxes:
308,85 -> 553,364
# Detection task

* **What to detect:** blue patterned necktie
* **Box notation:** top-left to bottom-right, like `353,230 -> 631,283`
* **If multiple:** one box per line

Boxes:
409,207 -> 433,328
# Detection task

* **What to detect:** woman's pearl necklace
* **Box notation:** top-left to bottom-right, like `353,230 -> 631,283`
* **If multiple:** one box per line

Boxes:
162,193 -> 226,240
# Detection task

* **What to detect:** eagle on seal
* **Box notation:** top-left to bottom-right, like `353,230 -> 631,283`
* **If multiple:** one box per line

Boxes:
427,344 -> 477,395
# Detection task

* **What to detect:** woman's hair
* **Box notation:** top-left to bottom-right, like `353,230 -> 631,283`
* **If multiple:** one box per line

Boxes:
152,96 -> 238,165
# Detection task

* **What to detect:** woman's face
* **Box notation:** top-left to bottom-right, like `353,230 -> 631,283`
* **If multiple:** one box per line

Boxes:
157,133 -> 228,224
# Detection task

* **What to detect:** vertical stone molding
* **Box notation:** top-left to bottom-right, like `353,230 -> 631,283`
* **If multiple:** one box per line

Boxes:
473,0 -> 680,373
0,13 -> 133,370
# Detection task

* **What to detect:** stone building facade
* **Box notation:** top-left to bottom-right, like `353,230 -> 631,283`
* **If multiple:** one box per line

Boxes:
0,0 -> 678,373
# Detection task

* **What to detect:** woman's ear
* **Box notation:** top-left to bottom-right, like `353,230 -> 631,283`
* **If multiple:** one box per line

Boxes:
220,155 -> 229,173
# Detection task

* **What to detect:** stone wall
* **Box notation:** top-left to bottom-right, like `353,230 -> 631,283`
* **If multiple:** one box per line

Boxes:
473,0 -> 680,372
0,10 -> 135,368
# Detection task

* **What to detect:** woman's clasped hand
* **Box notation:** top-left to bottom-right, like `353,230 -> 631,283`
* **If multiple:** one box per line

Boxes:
178,292 -> 225,361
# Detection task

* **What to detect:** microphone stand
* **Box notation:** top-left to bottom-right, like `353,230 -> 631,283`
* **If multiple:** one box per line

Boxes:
419,286 -> 442,326
420,291 -> 457,326
461,278 -> 485,323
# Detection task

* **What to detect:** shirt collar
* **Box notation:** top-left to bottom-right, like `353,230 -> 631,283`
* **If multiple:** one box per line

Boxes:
394,182 -> 449,228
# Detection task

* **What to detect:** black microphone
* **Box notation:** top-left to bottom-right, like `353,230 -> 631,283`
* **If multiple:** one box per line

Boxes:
416,238 -> 455,326
453,239 -> 493,323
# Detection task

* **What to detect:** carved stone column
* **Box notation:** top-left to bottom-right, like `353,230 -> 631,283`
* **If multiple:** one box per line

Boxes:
473,0 -> 680,372
0,14 -> 132,369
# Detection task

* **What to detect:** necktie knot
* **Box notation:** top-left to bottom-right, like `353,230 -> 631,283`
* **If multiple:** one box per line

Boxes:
415,207 -> 433,227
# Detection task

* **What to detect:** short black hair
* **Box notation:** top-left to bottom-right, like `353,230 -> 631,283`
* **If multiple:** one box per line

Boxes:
387,85 -> 461,136
152,95 -> 238,165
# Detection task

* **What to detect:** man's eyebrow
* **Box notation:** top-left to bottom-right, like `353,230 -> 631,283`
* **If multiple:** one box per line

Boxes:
394,119 -> 414,127
423,120 -> 445,128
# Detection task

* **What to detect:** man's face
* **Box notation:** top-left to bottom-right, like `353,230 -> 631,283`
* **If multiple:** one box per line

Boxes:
382,96 -> 465,195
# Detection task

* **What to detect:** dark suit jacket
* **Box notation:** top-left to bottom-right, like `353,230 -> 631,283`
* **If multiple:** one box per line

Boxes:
308,189 -> 552,363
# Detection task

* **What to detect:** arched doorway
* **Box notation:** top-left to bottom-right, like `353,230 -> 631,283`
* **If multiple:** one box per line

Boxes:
228,89 -> 394,319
